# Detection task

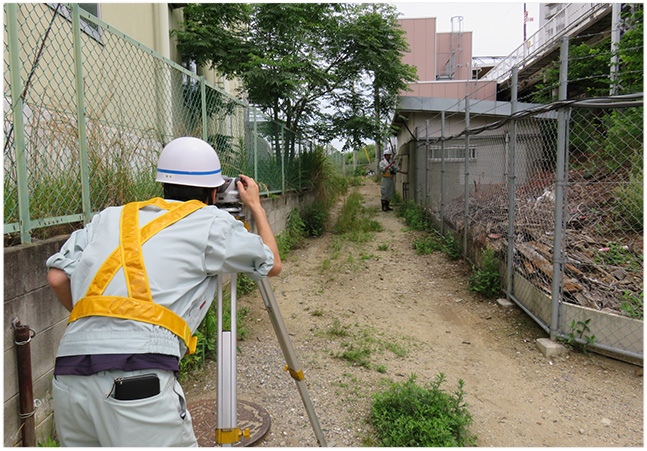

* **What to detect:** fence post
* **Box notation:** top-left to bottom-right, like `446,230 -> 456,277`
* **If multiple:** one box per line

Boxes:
507,66 -> 519,300
72,4 -> 92,224
425,119 -> 429,210
551,37 -> 569,340
200,76 -> 208,142
6,4 -> 31,244
440,111 -> 446,236
463,96 -> 470,255
253,107 -> 258,181
281,126 -> 285,194
610,3 -> 621,95
298,137 -> 302,192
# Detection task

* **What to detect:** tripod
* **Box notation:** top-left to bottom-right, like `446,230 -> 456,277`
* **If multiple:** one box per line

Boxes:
214,273 -> 327,447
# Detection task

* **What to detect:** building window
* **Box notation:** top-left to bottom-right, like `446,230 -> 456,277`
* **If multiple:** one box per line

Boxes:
430,146 -> 476,162
48,3 -> 103,43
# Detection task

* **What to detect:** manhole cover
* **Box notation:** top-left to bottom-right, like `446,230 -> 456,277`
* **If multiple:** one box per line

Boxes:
188,399 -> 271,447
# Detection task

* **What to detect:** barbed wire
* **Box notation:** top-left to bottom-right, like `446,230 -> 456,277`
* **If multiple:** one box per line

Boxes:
409,93 -> 643,144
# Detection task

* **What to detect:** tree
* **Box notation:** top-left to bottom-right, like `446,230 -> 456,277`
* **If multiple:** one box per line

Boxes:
317,4 -> 418,158
174,3 -> 416,161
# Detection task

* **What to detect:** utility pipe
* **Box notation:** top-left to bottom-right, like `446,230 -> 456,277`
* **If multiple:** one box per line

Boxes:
13,318 -> 36,447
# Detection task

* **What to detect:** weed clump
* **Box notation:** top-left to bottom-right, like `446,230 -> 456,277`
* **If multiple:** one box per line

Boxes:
370,374 -> 476,447
468,247 -> 501,298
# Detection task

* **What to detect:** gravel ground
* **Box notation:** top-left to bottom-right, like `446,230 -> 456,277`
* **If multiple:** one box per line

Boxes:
184,181 -> 643,447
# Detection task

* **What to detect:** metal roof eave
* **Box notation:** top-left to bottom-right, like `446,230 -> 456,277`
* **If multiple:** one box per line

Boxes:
395,96 -> 558,120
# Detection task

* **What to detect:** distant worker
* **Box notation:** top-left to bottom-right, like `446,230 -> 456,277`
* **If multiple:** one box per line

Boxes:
378,148 -> 406,211
46,137 -> 282,447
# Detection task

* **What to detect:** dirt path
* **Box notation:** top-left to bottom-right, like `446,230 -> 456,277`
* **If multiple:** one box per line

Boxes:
185,181 -> 643,447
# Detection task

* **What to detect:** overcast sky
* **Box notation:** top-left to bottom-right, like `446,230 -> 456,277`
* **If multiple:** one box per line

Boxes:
395,1 -> 541,57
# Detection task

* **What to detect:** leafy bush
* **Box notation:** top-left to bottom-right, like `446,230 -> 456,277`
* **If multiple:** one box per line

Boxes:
442,234 -> 462,260
371,374 -> 476,447
396,200 -> 432,231
300,200 -> 329,237
613,147 -> 643,232
468,247 -> 501,298
413,234 -> 443,255
276,207 -> 307,258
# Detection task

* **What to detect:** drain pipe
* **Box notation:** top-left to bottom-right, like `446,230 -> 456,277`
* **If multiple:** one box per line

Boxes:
12,318 -> 37,447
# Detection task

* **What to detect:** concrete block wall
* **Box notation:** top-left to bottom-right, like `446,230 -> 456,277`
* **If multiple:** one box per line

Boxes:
4,236 -> 69,447
3,191 -> 314,446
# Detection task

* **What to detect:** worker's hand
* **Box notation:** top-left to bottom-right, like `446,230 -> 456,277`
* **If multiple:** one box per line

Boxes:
237,174 -> 262,212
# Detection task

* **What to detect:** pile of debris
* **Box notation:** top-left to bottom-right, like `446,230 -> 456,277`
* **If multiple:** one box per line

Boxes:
442,168 -> 643,318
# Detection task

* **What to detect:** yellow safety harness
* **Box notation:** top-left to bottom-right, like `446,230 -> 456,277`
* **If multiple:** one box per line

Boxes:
67,198 -> 206,354
382,159 -> 394,177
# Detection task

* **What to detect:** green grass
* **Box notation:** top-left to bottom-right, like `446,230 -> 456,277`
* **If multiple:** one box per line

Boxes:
276,207 -> 307,259
324,320 -> 412,372
334,190 -> 383,239
397,201 -> 462,260
370,374 -> 477,447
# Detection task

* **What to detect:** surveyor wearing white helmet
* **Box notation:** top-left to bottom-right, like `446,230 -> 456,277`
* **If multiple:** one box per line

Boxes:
46,137 -> 281,446
378,148 -> 406,211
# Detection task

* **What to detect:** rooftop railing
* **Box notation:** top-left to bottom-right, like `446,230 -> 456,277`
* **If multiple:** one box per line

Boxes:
482,3 -> 612,83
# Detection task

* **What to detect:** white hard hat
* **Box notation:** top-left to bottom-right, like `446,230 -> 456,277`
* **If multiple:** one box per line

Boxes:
156,137 -> 225,188
383,148 -> 392,155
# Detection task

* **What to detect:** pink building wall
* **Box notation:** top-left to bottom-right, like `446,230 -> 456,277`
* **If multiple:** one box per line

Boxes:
399,17 -> 495,101
405,80 -> 497,101
399,17 -> 438,81
436,31 -> 472,80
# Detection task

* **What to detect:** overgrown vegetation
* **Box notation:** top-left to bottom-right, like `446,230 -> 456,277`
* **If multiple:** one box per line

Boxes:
334,190 -> 383,241
370,374 -> 477,447
468,247 -> 501,298
276,207 -> 308,259
531,7 -> 643,232
396,200 -> 462,261
619,290 -> 644,320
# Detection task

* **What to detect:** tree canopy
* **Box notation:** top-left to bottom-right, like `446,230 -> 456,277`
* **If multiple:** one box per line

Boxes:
174,3 -> 417,155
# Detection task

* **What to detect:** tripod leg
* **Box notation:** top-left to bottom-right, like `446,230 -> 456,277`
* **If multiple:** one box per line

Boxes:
257,278 -> 328,447
216,274 -> 249,446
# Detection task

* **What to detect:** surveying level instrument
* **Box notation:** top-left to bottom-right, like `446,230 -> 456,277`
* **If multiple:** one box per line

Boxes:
214,180 -> 327,447
216,176 -> 247,225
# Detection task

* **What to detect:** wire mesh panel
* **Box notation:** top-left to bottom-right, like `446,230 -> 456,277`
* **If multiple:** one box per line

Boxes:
462,130 -> 509,258
80,11 -> 174,210
511,116 -> 560,328
436,136 -> 469,236
559,106 -> 643,353
4,4 -> 81,232
4,4 -> 330,243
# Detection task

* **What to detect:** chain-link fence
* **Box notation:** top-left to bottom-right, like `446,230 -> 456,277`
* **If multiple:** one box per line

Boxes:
405,30 -> 643,362
4,3 -> 331,245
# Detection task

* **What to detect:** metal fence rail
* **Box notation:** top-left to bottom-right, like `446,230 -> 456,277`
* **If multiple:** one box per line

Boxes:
409,36 -> 643,362
4,3 -> 329,245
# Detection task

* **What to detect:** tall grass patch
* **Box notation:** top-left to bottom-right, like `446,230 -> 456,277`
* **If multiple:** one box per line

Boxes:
334,190 -> 383,241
